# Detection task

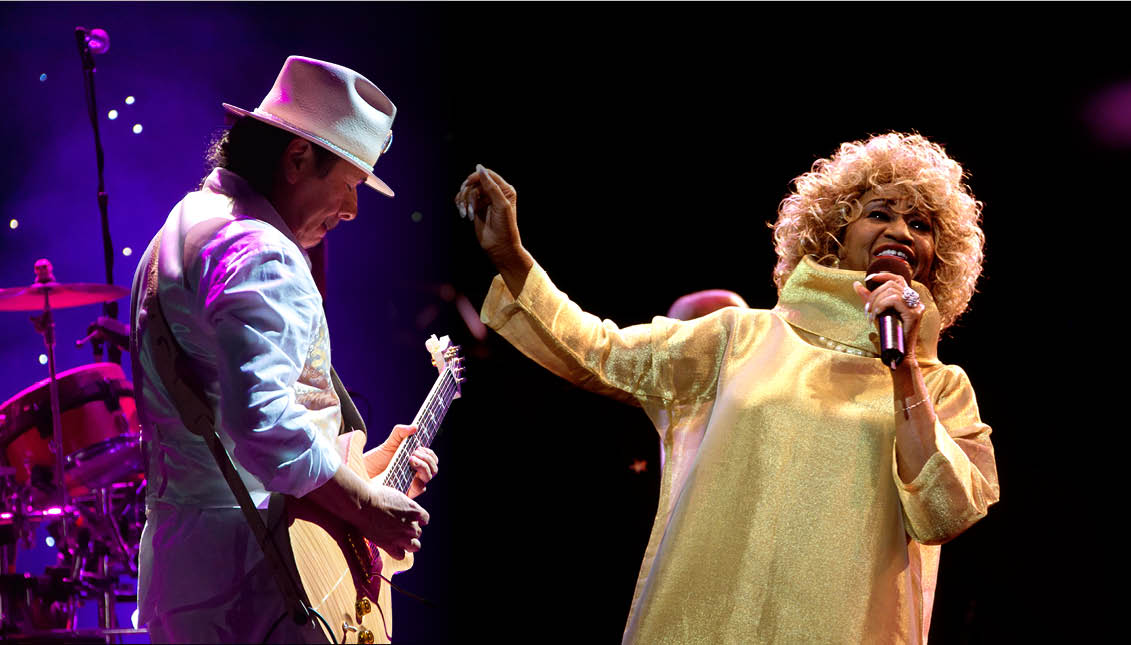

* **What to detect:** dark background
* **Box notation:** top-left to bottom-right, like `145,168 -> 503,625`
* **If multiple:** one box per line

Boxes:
1,2 -> 1124,642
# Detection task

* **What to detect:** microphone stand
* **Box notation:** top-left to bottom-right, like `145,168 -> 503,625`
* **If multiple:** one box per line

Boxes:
74,27 -> 118,365
73,28 -> 121,638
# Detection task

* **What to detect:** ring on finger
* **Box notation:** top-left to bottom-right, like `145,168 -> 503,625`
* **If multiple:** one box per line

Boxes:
901,286 -> 921,309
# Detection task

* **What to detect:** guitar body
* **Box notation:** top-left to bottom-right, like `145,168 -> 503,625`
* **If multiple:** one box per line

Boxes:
283,335 -> 462,644
287,430 -> 412,644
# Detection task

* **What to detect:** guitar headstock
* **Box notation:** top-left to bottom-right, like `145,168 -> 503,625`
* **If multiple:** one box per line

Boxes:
425,334 -> 465,398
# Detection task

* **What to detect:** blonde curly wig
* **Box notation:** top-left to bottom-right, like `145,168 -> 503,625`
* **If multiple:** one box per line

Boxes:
771,132 -> 984,330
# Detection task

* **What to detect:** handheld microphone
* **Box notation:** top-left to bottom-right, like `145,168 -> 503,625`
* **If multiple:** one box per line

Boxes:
865,256 -> 913,369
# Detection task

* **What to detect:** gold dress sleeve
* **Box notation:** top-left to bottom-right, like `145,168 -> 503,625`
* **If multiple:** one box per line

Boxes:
481,263 -> 731,406
895,365 -> 1000,545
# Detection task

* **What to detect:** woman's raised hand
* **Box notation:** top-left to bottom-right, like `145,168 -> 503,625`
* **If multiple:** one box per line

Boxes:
456,164 -> 533,294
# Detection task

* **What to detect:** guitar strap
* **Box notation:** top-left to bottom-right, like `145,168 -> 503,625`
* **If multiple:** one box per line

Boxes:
332,366 -> 367,437
132,225 -> 362,630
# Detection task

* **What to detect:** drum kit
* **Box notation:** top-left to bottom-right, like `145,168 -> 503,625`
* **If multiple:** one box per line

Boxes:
0,259 -> 146,643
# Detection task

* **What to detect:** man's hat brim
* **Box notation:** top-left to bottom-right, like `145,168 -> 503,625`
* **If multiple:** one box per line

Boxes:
223,103 -> 394,198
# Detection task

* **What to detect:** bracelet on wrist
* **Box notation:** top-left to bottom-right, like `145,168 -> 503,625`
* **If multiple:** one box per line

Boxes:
899,396 -> 930,419
902,398 -> 928,412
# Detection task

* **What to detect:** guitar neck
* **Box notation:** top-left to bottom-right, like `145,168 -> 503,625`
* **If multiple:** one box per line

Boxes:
381,368 -> 460,493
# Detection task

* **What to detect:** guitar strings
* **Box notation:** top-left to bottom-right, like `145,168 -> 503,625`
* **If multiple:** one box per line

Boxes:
389,373 -> 456,488
370,372 -> 458,509
386,370 -> 459,492
362,371 -> 460,590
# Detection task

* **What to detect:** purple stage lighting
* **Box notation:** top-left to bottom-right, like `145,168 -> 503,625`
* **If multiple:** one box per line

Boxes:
1083,80 -> 1131,148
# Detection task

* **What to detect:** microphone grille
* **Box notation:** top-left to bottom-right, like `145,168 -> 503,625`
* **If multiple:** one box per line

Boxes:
865,256 -> 912,290
87,28 -> 110,55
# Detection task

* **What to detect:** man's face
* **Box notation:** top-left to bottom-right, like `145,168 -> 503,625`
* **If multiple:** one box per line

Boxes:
280,146 -> 368,249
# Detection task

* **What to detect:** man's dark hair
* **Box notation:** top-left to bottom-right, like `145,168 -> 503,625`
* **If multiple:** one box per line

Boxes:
204,116 -> 341,195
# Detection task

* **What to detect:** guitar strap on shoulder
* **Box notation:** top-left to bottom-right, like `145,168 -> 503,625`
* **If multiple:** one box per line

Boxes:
134,226 -> 312,628
331,366 -> 366,437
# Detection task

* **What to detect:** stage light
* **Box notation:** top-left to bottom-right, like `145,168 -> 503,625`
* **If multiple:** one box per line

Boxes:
132,124 -> 143,134
8,219 -> 17,229
125,95 -> 136,105
38,354 -> 47,365
46,536 -> 55,547
108,109 -> 119,120
411,211 -> 423,223
122,246 -> 133,257
39,73 -> 47,82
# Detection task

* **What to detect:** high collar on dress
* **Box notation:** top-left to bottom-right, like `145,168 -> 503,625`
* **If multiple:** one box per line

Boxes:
202,168 -> 311,267
772,255 -> 941,363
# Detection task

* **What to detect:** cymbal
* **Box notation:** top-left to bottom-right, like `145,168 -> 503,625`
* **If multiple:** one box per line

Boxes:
0,282 -> 130,311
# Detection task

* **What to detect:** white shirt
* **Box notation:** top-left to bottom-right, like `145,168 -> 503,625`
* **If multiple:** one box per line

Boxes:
131,168 -> 342,642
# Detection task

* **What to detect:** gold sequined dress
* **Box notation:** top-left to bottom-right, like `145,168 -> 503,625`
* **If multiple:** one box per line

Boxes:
481,255 -> 999,644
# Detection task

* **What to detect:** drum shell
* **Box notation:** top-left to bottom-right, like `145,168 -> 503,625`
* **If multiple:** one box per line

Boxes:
1,363 -> 140,495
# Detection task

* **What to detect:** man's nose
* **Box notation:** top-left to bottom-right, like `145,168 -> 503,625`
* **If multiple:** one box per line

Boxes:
339,189 -> 358,221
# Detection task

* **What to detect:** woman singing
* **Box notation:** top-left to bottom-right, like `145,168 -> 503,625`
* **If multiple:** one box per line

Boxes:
457,132 -> 999,644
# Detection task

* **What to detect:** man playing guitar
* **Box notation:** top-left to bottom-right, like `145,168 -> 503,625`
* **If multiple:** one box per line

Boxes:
129,56 -> 438,643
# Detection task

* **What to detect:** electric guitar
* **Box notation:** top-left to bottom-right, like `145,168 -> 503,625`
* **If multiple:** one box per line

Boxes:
286,334 -> 463,644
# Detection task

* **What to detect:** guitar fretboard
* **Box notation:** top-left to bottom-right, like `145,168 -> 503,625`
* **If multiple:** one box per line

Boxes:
383,366 -> 460,493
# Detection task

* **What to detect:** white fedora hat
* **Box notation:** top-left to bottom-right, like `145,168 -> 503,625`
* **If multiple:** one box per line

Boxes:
223,56 -> 397,197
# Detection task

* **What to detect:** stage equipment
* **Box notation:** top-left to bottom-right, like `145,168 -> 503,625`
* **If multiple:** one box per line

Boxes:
74,25 -> 123,366
0,261 -> 144,642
